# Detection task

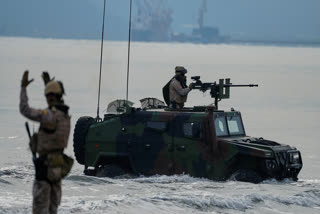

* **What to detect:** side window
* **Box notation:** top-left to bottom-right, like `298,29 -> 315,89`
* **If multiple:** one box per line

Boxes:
183,122 -> 202,138
146,121 -> 167,132
214,116 -> 228,136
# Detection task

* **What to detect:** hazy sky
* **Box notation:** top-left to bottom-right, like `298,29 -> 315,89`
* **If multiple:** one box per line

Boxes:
91,0 -> 320,41
1,0 -> 319,42
171,0 -> 320,40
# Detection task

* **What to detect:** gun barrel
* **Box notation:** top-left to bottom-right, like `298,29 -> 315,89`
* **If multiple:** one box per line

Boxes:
224,84 -> 258,87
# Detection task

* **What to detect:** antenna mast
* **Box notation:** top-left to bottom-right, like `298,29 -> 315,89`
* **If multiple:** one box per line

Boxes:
96,0 -> 107,120
126,0 -> 133,102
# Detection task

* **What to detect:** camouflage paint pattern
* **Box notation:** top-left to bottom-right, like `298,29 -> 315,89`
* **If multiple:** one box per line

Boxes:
83,108 -> 302,181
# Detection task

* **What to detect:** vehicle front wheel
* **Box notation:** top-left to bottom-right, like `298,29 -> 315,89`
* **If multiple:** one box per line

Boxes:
229,169 -> 263,184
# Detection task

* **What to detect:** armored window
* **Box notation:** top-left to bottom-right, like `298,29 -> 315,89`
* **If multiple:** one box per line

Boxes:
214,116 -> 228,136
183,122 -> 202,138
146,121 -> 167,131
227,115 -> 245,136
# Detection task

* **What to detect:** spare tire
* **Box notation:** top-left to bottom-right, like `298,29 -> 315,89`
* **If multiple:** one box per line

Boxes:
73,116 -> 95,165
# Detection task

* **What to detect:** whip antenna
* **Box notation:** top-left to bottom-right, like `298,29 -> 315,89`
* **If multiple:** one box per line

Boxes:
126,0 -> 133,102
96,0 -> 107,120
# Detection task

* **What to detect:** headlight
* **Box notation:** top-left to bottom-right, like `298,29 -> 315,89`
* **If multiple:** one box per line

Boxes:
290,152 -> 300,164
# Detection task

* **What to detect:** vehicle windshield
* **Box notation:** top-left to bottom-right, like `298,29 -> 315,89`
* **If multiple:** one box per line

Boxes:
227,115 -> 245,136
214,113 -> 245,137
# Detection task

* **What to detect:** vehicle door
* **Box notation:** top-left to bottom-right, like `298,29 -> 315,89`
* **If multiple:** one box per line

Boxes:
172,115 -> 206,177
127,115 -> 174,176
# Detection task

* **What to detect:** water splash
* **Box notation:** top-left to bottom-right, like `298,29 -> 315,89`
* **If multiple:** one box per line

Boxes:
130,174 -> 211,184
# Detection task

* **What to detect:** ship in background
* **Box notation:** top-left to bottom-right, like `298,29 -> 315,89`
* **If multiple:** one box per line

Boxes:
132,0 -> 229,44
132,0 -> 173,42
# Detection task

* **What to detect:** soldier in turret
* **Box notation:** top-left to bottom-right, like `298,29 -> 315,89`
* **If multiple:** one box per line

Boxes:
20,71 -> 71,214
169,66 -> 193,108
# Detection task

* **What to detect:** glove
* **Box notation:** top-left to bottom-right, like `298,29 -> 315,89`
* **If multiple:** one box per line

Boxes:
21,70 -> 34,88
189,83 -> 194,90
42,71 -> 54,85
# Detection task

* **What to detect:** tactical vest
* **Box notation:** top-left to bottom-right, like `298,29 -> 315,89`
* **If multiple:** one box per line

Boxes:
37,107 -> 70,156
169,78 -> 188,104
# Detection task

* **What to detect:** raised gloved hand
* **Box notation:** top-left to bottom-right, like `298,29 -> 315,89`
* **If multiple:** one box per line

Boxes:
189,83 -> 194,90
21,70 -> 34,88
42,71 -> 54,85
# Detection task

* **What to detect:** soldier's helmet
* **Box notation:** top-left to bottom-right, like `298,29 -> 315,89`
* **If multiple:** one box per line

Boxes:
45,80 -> 65,96
175,66 -> 188,75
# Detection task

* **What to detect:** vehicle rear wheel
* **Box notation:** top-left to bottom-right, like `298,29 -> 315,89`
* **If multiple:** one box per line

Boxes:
95,164 -> 125,178
84,167 -> 97,176
229,169 -> 263,184
73,116 -> 94,165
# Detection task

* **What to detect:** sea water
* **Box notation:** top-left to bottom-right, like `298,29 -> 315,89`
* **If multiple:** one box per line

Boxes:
0,37 -> 320,213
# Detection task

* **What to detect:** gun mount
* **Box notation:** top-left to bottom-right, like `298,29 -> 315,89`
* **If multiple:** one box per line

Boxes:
191,76 -> 258,109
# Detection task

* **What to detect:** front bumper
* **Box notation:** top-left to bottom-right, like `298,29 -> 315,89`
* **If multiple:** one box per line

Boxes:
265,150 -> 303,180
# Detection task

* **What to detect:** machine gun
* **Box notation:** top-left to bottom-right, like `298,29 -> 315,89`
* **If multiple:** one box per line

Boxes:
191,76 -> 258,109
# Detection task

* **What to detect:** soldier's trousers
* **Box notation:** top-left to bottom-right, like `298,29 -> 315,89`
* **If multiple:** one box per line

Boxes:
32,180 -> 61,214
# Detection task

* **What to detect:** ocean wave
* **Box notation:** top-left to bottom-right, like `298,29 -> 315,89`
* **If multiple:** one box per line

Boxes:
299,179 -> 320,184
149,193 -> 260,211
298,179 -> 320,185
146,189 -> 320,212
1,185 -> 319,213
66,175 -> 114,185
0,164 -> 34,179
0,207 -> 30,214
59,195 -> 136,214
261,178 -> 320,190
8,136 -> 18,139
59,194 -> 219,214
0,194 -> 31,214
1,172 -> 319,213
0,178 -> 12,185
261,178 -> 296,184
0,136 -> 19,140
130,174 -> 212,184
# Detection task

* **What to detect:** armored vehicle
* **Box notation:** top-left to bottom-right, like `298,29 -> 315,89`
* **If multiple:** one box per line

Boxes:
73,78 -> 302,183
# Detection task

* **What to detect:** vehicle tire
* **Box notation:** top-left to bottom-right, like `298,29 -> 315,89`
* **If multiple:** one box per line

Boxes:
96,164 -> 125,178
229,169 -> 263,184
73,116 -> 95,165
84,168 -> 97,176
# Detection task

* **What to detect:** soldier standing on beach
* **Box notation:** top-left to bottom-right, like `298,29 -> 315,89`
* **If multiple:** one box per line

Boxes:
20,70 -> 71,214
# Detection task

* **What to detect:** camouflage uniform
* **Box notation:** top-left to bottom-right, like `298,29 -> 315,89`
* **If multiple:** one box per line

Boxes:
20,87 -> 70,214
169,77 -> 191,108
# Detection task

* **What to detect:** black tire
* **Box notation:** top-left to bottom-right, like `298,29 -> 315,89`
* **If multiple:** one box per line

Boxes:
95,165 -> 125,178
73,116 -> 94,165
229,169 -> 263,184
84,168 -> 97,176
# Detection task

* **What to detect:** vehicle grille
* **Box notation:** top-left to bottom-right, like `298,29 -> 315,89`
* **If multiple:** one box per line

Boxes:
275,150 -> 302,179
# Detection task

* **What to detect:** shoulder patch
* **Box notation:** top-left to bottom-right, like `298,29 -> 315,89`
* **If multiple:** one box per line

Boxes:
42,109 -> 47,115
